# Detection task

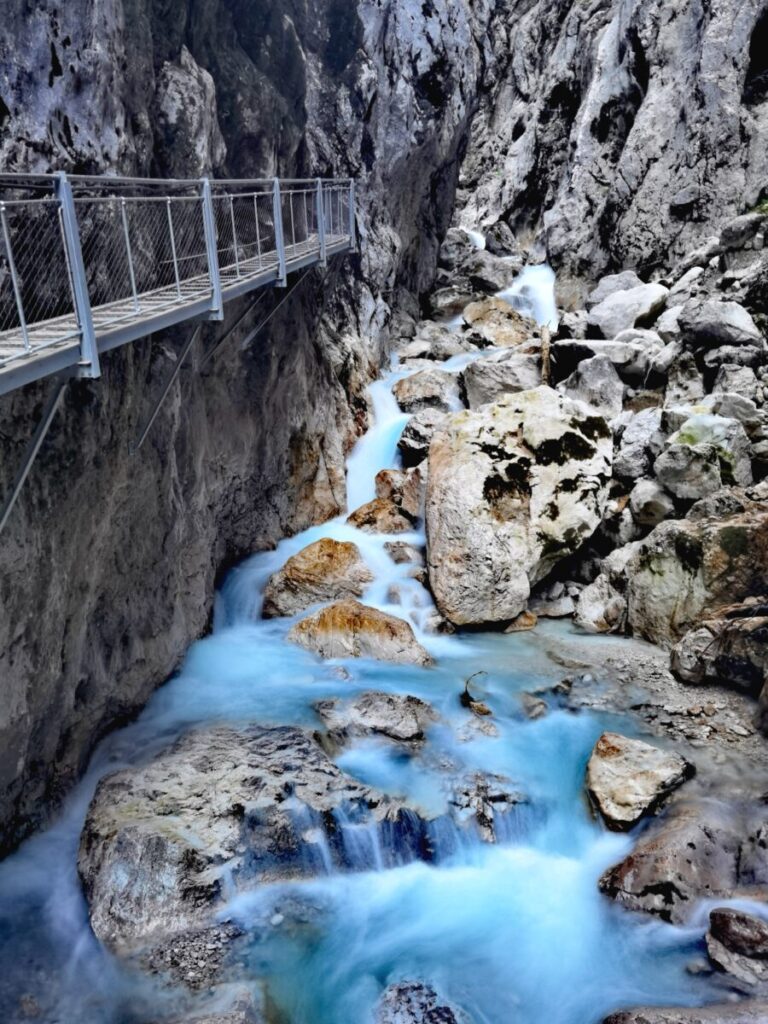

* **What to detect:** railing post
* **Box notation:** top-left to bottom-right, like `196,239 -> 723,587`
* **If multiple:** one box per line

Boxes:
121,199 -> 140,312
201,178 -> 223,320
316,178 -> 327,266
228,195 -> 241,277
0,201 -> 30,350
348,180 -> 357,252
272,178 -> 287,287
55,171 -> 100,379
166,198 -> 182,300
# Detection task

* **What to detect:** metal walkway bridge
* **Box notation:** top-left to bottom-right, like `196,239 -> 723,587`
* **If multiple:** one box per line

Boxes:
0,173 -> 355,397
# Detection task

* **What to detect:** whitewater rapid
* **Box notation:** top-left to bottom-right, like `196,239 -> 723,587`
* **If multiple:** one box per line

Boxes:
0,268 -> 727,1023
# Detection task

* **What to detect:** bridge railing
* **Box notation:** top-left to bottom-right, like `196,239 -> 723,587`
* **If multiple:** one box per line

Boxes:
0,173 -> 355,378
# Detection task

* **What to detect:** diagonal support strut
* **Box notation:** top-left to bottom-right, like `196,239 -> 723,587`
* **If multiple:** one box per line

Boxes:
0,375 -> 70,534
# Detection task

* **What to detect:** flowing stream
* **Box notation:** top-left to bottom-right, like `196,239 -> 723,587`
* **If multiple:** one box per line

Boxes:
0,269 -> 726,1023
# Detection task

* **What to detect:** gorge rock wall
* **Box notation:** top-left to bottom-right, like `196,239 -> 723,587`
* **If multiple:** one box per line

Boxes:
458,0 -> 768,294
0,0 -> 501,853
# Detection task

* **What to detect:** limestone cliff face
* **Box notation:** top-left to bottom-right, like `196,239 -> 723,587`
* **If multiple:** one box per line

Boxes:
0,0 -> 501,852
458,0 -> 768,293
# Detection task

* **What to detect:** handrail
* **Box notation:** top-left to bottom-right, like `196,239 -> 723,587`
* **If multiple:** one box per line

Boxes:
0,172 -> 356,393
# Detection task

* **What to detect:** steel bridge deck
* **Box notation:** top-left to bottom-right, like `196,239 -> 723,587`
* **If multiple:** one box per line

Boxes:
0,175 -> 355,397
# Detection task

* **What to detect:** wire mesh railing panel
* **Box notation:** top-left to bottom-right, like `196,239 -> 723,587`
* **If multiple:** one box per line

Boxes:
0,198 -> 78,359
0,174 -> 353,379
74,195 -> 212,330
321,183 -> 349,242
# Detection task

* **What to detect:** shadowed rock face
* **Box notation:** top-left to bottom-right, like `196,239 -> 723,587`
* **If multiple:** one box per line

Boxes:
0,0 -> 502,853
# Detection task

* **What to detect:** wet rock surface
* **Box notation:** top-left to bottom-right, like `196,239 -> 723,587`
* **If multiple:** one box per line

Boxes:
315,692 -> 437,746
78,725 -> 430,953
288,600 -> 434,665
598,800 -> 768,924
375,981 -> 471,1024
262,539 -> 374,619
603,1005 -> 768,1024
706,908 -> 768,992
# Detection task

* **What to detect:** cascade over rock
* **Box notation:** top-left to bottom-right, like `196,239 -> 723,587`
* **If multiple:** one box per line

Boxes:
262,539 -> 374,619
78,726 -> 432,954
426,386 -> 612,625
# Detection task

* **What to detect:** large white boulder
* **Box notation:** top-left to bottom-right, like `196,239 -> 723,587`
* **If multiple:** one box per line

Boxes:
587,283 -> 669,339
586,732 -> 694,831
461,349 -> 541,409
425,386 -> 612,625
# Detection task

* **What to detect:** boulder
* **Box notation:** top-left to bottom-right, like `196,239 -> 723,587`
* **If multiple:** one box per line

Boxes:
429,286 -> 482,317
462,297 -> 536,347
484,220 -> 519,256
461,349 -> 541,408
460,250 -> 519,292
398,409 -> 448,468
347,497 -> 415,534
437,228 -> 477,270
670,602 -> 768,696
707,908 -> 768,990
587,283 -> 669,339
586,732 -> 694,831
563,356 -> 624,419
425,386 -> 612,625
287,600 -> 433,666
679,300 -> 763,349
614,408 -> 666,479
375,982 -> 471,1024
262,539 -> 374,618
375,468 -> 424,521
629,479 -> 675,527
78,726 -> 429,953
599,799 -> 768,924
656,305 -> 684,343
720,213 -> 766,252
664,352 -> 705,405
401,325 -> 478,362
714,366 -> 760,403
392,369 -> 462,415
654,415 -> 753,499
315,691 -> 437,746
586,271 -> 644,309
576,486 -> 768,647
603,1004 -> 768,1024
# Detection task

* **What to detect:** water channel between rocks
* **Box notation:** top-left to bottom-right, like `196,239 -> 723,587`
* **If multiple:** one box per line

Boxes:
0,269 -> 737,1024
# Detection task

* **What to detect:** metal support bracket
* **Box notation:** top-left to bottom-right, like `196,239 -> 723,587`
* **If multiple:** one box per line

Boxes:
273,178 -> 287,288
55,171 -> 100,380
131,323 -> 202,453
201,177 -> 224,321
0,375 -> 69,535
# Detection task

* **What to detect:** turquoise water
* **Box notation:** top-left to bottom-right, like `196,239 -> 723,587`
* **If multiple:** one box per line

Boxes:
0,270 -> 724,1022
